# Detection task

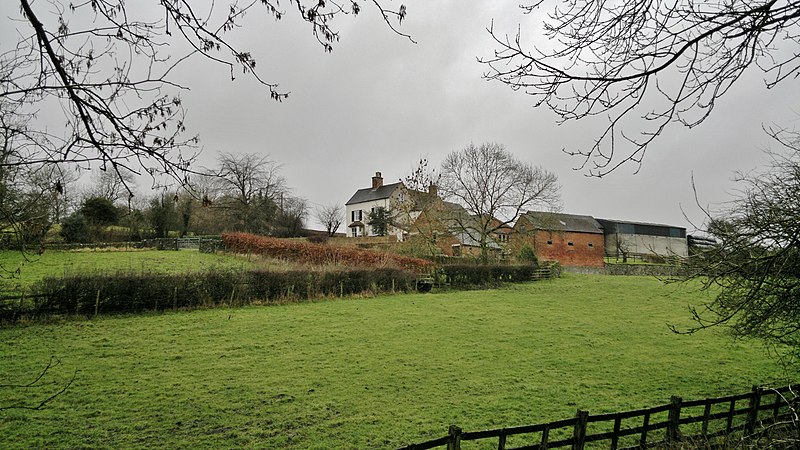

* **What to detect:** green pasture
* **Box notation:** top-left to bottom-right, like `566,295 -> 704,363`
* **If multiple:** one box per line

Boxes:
0,249 -> 253,292
0,274 -> 790,449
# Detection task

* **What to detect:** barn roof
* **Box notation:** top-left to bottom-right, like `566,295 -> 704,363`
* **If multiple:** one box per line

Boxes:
521,211 -> 603,234
596,218 -> 686,238
595,218 -> 686,231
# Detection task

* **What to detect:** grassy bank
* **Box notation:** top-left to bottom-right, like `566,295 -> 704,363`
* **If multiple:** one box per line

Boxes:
0,274 -> 790,449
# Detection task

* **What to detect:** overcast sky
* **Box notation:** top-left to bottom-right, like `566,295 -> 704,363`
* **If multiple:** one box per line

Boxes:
5,2 -> 799,231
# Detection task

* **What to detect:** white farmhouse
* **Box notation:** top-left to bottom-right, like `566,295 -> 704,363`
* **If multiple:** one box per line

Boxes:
344,172 -> 408,239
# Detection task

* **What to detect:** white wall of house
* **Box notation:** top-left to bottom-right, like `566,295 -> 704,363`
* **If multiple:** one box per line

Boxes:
345,189 -> 409,239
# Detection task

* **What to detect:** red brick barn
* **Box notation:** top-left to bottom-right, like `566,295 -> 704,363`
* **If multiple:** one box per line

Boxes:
512,211 -> 605,268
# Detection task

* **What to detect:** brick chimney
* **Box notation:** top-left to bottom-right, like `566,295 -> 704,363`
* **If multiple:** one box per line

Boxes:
372,172 -> 383,189
428,183 -> 438,198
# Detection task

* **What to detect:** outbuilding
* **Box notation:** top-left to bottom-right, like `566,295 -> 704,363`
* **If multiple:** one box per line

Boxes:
512,211 -> 605,268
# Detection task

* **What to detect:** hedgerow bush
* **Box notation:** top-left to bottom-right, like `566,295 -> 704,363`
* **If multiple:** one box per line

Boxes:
7,267 -> 417,321
440,264 -> 536,288
222,232 -> 432,273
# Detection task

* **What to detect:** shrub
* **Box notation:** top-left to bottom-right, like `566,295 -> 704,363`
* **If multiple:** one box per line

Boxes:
306,235 -> 328,244
222,232 -> 433,273
80,197 -> 119,226
518,245 -> 539,266
60,213 -> 92,244
440,264 -> 536,288
9,267 -> 419,321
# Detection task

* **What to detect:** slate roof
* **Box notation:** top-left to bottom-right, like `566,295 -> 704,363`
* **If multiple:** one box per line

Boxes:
521,211 -> 603,234
345,182 -> 404,205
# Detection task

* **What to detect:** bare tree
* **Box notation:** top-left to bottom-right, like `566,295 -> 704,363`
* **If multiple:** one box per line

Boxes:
0,105 -> 69,251
1,0 -> 411,190
84,170 -> 138,206
314,204 -> 343,237
483,1 -> 800,176
439,142 -> 561,262
273,196 -> 308,237
213,152 -> 286,233
676,130 -> 800,366
404,157 -> 440,192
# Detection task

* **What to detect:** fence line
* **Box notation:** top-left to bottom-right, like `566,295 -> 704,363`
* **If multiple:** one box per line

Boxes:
399,385 -> 798,450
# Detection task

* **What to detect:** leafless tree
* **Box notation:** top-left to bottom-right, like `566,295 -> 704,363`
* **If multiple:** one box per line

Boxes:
0,103 -> 72,251
483,1 -> 800,176
314,203 -> 343,237
675,129 -> 800,367
273,195 -> 308,237
404,157 -> 440,192
213,152 -> 286,233
439,142 -> 561,262
1,0 -> 411,191
215,152 -> 286,205
83,169 -> 138,207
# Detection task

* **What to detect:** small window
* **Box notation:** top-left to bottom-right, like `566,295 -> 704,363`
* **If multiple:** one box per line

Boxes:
567,242 -> 574,246
547,240 -> 553,245
588,243 -> 594,248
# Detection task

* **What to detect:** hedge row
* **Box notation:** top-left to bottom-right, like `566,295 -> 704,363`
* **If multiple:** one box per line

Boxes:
223,232 -> 433,273
438,264 -> 537,288
1,268 -> 417,321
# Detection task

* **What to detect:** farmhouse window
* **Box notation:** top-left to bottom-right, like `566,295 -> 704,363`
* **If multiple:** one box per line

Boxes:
547,240 -> 552,245
567,242 -> 574,246
588,243 -> 594,248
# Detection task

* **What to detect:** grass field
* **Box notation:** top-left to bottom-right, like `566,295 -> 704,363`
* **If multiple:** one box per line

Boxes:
0,249 -> 255,292
0,274 -> 791,449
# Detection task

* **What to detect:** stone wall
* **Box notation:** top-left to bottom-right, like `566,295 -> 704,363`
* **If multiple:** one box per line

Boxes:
603,263 -> 685,277
562,264 -> 686,276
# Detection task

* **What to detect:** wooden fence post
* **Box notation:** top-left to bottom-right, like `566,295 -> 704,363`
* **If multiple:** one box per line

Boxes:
746,386 -> 762,435
610,414 -> 622,450
94,289 -> 100,317
572,410 -> 589,450
447,425 -> 462,450
498,432 -> 507,450
640,412 -> 651,447
667,395 -> 682,442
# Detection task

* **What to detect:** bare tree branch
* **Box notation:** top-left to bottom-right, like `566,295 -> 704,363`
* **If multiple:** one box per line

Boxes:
483,1 -> 800,176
